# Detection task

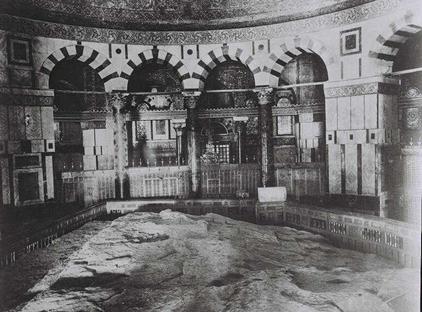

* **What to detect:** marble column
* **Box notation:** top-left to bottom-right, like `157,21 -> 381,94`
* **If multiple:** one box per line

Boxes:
256,88 -> 275,187
233,116 -> 249,164
183,91 -> 201,197
108,93 -> 130,199
171,119 -> 186,166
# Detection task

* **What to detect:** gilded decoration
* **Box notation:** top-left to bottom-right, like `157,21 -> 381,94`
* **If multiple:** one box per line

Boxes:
0,0 -> 402,45
325,82 -> 400,98
0,0 -> 376,31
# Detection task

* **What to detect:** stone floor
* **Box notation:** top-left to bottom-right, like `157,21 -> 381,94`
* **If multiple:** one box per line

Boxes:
0,221 -> 110,312
3,210 -> 419,312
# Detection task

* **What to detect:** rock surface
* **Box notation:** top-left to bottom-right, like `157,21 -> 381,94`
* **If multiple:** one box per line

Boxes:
15,211 -> 420,312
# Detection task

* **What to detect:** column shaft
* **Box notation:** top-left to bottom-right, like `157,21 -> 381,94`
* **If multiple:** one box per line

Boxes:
184,92 -> 201,197
109,93 -> 130,199
256,88 -> 275,187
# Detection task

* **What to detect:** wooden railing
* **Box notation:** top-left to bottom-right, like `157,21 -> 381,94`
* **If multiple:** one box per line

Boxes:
57,170 -> 115,206
201,163 -> 261,198
275,162 -> 325,200
127,166 -> 191,199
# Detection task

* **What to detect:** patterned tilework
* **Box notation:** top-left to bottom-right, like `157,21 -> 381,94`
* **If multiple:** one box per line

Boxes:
192,45 -> 261,90
40,45 -> 119,84
120,48 -> 190,88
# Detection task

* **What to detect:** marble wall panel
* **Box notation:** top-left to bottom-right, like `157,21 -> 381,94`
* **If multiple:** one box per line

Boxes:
0,158 -> 10,205
337,96 -> 351,130
328,144 -> 342,194
45,155 -> 54,199
364,93 -> 378,129
345,144 -> 357,194
8,105 -> 25,141
350,95 -> 365,129
25,106 -> 42,140
325,98 -> 338,131
362,143 -> 376,195
0,105 -> 8,140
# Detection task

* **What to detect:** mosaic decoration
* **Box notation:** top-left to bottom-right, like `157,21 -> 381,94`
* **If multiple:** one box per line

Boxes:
403,107 -> 421,129
340,27 -> 361,56
0,0 -> 375,31
0,0 -> 401,45
325,82 -> 400,98
401,86 -> 422,98
121,48 -> 190,87
193,45 -> 261,90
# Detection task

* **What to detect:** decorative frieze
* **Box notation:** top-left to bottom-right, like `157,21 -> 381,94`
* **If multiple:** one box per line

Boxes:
325,82 -> 400,98
0,0 -> 402,45
0,93 -> 54,106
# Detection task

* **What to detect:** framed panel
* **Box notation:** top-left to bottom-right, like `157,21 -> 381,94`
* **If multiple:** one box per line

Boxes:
340,27 -> 361,56
8,36 -> 32,66
13,167 -> 44,206
152,120 -> 169,140
276,115 -> 294,136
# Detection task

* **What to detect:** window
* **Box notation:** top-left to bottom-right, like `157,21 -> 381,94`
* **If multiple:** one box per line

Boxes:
340,27 -> 361,55
214,144 -> 230,163
277,116 -> 294,136
8,37 -> 32,65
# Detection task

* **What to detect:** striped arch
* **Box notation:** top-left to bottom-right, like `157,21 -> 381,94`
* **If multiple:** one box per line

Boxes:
120,48 -> 190,89
40,45 -> 119,85
264,36 -> 334,87
368,12 -> 422,73
192,45 -> 261,90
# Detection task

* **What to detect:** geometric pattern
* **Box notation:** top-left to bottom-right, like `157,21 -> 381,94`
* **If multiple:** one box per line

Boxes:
40,44 -> 119,84
120,47 -> 190,88
192,45 -> 261,90
264,36 -> 333,87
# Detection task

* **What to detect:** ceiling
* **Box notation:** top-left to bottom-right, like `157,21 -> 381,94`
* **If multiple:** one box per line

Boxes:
0,0 -> 375,31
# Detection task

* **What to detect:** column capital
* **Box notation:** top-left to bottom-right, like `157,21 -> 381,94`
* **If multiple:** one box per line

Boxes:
254,87 -> 274,105
107,92 -> 131,111
183,91 -> 201,109
171,118 -> 186,131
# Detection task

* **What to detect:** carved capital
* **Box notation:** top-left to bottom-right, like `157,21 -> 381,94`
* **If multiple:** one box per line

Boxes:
254,88 -> 274,105
171,118 -> 186,135
182,91 -> 201,109
108,92 -> 131,112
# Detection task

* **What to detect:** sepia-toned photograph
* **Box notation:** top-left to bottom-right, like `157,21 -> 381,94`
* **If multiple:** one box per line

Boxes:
0,0 -> 420,311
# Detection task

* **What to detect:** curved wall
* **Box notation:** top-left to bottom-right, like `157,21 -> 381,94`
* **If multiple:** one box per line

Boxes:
0,0 -> 421,222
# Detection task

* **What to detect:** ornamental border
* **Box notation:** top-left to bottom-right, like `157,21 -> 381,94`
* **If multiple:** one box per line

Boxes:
0,0 -> 403,45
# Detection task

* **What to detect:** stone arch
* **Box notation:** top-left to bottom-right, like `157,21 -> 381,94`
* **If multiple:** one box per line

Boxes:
40,45 -> 119,86
368,12 -> 422,74
192,45 -> 261,90
120,48 -> 190,89
264,36 -> 334,87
